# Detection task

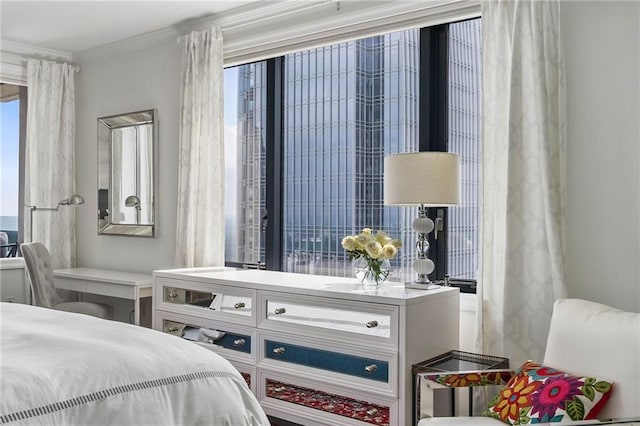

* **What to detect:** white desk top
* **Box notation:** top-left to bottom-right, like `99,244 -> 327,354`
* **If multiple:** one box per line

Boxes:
153,267 -> 458,306
54,267 -> 152,287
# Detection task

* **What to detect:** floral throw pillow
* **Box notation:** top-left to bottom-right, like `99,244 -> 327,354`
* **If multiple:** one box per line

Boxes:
484,360 -> 613,424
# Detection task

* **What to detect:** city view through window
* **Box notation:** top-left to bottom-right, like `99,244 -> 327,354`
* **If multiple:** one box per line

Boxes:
226,20 -> 482,282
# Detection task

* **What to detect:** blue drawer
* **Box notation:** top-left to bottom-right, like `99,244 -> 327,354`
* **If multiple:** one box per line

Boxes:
214,332 -> 252,353
265,340 -> 388,382
164,321 -> 251,354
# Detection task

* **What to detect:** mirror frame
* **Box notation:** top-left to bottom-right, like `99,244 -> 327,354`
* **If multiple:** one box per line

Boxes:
97,109 -> 158,237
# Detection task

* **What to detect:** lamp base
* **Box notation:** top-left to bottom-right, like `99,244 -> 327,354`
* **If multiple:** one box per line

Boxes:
404,281 -> 441,290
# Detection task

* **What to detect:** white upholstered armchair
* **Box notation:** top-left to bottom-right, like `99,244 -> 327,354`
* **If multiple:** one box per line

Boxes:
419,299 -> 640,425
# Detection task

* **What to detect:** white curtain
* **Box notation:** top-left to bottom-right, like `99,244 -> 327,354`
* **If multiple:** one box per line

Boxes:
25,59 -> 78,268
477,0 -> 568,367
175,27 -> 225,267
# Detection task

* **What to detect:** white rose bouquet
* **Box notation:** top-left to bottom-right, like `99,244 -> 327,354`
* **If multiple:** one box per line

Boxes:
341,228 -> 402,285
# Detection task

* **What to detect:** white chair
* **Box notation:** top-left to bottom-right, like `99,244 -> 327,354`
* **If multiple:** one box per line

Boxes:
419,298 -> 640,425
21,242 -> 113,319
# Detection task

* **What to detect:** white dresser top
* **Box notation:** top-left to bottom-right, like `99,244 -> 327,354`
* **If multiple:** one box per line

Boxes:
153,267 -> 458,306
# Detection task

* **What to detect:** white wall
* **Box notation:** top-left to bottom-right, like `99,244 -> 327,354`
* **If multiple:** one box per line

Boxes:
75,41 -> 181,273
563,1 -> 640,312
73,2 -> 640,314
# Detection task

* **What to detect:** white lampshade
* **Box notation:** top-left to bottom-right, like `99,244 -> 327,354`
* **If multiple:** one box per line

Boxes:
384,152 -> 460,206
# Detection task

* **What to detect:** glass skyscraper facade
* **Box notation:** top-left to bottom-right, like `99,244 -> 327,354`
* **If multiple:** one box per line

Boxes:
230,63 -> 267,265
282,30 -> 419,277
225,19 -> 481,281
447,20 -> 482,279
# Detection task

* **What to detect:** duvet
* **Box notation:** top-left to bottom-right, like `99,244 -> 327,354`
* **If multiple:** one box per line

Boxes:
0,303 -> 269,425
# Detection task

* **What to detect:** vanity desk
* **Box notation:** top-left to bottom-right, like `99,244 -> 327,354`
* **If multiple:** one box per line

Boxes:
152,267 -> 459,426
54,267 -> 152,326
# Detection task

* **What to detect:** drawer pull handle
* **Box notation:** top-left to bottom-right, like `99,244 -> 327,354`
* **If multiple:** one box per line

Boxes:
366,408 -> 379,417
366,320 -> 379,328
272,347 -> 286,355
233,339 -> 246,347
168,326 -> 180,332
274,307 -> 286,315
234,302 -> 246,309
364,364 -> 378,373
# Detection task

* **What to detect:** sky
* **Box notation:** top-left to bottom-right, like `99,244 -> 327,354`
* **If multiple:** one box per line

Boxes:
0,99 -> 19,217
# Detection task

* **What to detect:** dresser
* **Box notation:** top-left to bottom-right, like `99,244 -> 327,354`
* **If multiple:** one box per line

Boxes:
152,267 -> 459,426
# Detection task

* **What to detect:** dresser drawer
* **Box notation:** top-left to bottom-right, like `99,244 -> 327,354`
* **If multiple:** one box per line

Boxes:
155,311 -> 256,363
261,376 -> 393,426
163,319 -> 251,353
155,278 -> 256,326
259,292 -> 398,348
265,340 -> 389,383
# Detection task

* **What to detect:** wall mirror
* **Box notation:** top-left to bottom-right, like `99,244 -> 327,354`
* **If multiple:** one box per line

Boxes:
98,109 -> 157,237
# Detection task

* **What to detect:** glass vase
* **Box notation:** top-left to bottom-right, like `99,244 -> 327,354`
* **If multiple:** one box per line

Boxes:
352,256 -> 390,287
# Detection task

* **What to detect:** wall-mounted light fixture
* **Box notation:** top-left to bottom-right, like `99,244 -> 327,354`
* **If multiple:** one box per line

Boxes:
25,194 -> 85,242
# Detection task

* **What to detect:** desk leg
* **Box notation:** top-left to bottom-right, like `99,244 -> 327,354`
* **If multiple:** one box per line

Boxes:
134,290 -> 141,326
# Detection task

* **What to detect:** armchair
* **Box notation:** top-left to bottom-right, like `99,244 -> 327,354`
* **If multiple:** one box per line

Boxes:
419,298 -> 640,425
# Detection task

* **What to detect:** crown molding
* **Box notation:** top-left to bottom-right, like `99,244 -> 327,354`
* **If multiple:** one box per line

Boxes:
186,0 -> 331,32
0,40 -> 74,84
1,40 -> 73,62
73,26 -> 181,63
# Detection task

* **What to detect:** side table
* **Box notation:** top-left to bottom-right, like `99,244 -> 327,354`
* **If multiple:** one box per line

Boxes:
412,350 -> 512,424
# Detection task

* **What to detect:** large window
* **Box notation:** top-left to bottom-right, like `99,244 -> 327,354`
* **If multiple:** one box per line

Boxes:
0,83 -> 26,257
224,19 -> 482,286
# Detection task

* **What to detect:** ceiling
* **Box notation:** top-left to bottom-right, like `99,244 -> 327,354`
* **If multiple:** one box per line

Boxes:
0,1 -> 263,54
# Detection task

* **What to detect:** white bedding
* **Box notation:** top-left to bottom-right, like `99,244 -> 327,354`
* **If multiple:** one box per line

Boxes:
0,303 -> 269,425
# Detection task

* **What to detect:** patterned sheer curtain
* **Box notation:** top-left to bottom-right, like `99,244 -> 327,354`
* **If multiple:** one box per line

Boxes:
175,27 -> 225,267
25,59 -> 78,268
478,0 -> 568,367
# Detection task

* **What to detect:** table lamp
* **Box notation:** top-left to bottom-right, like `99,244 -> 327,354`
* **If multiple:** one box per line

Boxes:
384,152 -> 459,289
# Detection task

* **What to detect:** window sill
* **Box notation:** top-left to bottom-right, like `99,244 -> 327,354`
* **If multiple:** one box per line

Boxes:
0,258 -> 24,270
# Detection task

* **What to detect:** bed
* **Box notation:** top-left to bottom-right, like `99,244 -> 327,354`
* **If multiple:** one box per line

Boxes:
0,303 -> 269,425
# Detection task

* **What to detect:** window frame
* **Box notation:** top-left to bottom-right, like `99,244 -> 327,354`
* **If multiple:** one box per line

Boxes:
0,84 -> 27,254
225,20 -> 479,291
